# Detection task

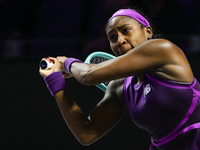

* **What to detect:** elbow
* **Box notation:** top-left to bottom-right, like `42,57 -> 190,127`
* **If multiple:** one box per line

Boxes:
79,140 -> 93,146
77,135 -> 98,146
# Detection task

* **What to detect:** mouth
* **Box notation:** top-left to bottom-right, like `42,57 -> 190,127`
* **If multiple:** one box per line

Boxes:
125,45 -> 134,53
116,45 -> 135,56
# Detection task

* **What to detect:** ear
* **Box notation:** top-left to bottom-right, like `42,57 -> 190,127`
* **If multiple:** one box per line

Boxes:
146,26 -> 153,39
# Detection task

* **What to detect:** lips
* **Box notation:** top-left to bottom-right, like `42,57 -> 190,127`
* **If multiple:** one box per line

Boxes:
115,44 -> 134,55
118,48 -> 130,55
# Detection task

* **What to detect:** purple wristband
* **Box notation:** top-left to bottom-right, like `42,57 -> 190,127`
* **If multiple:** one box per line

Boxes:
44,71 -> 67,96
63,58 -> 83,74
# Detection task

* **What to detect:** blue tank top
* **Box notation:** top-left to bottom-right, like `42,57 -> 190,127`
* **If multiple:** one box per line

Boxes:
122,73 -> 200,149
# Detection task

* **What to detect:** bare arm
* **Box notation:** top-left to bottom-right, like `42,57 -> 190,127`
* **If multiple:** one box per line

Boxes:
66,39 -> 193,85
39,58 -> 127,145
54,80 -> 127,146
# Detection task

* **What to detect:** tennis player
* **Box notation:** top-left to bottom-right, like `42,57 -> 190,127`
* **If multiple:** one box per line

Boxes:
39,9 -> 200,149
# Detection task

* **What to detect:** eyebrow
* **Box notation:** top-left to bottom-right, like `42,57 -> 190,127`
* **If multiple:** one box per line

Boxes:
107,24 -> 131,35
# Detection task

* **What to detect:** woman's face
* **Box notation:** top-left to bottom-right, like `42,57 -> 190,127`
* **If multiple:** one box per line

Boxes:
106,16 -> 151,56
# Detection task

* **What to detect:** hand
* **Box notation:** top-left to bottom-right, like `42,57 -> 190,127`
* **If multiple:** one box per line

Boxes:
56,56 -> 73,79
57,56 -> 68,68
39,57 -> 61,78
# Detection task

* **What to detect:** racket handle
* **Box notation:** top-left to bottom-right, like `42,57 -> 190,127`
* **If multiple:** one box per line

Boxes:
40,60 -> 54,69
39,60 -> 68,73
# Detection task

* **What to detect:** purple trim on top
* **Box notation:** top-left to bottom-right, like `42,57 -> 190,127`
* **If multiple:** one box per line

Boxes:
151,76 -> 200,146
152,122 -> 200,147
146,73 -> 196,89
122,76 -> 132,104
134,81 -> 143,90
123,74 -> 200,147
152,94 -> 198,146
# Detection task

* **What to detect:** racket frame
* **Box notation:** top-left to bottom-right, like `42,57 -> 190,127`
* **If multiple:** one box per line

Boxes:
84,51 -> 115,92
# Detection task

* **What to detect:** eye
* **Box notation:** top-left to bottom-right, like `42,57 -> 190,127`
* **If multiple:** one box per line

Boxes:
109,35 -> 117,42
123,28 -> 131,34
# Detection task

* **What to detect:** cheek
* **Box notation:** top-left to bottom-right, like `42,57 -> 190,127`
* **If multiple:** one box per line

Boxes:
109,42 -> 114,51
133,32 -> 148,45
139,30 -> 149,41
140,35 -> 148,43
110,43 -> 119,56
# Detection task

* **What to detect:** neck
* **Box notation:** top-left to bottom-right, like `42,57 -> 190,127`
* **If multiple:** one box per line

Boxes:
136,73 -> 144,85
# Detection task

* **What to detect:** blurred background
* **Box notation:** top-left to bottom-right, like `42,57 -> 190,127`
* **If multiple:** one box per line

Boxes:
1,0 -> 200,149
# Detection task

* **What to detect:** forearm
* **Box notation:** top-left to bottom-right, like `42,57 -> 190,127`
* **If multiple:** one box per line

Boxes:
43,71 -> 99,145
42,59 -> 126,145
63,58 -> 98,85
64,58 -> 115,85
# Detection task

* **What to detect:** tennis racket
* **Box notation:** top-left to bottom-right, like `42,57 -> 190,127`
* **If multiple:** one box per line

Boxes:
84,51 -> 116,92
40,52 -> 116,92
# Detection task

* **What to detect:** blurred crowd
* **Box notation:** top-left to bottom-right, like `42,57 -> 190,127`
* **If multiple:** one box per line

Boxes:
0,0 -> 199,58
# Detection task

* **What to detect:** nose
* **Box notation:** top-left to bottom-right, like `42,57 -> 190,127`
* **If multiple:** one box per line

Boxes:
117,35 -> 126,46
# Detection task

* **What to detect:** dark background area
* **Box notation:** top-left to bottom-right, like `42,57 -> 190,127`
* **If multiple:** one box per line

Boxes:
1,0 -> 200,149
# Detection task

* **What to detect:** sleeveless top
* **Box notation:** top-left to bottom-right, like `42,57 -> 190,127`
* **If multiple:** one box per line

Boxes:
122,73 -> 200,150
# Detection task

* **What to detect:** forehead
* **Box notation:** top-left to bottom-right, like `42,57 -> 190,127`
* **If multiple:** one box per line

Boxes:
106,16 -> 140,33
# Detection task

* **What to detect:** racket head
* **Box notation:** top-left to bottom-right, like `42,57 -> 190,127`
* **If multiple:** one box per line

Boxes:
84,51 -> 115,92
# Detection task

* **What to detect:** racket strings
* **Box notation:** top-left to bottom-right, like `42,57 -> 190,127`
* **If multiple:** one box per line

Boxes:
90,56 -> 110,86
90,57 -> 109,64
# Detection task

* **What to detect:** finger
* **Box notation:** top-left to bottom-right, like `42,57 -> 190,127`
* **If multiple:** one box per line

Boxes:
49,58 -> 55,64
63,73 -> 72,79
39,67 -> 51,71
48,57 -> 58,64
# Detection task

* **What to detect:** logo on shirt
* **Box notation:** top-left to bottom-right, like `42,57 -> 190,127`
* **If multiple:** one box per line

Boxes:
144,84 -> 151,98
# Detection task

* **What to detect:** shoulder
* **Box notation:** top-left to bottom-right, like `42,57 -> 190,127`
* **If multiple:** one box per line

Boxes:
144,39 -> 194,83
135,38 -> 187,67
105,78 -> 125,103
126,38 -> 184,64
140,39 -> 181,54
144,38 -> 173,46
